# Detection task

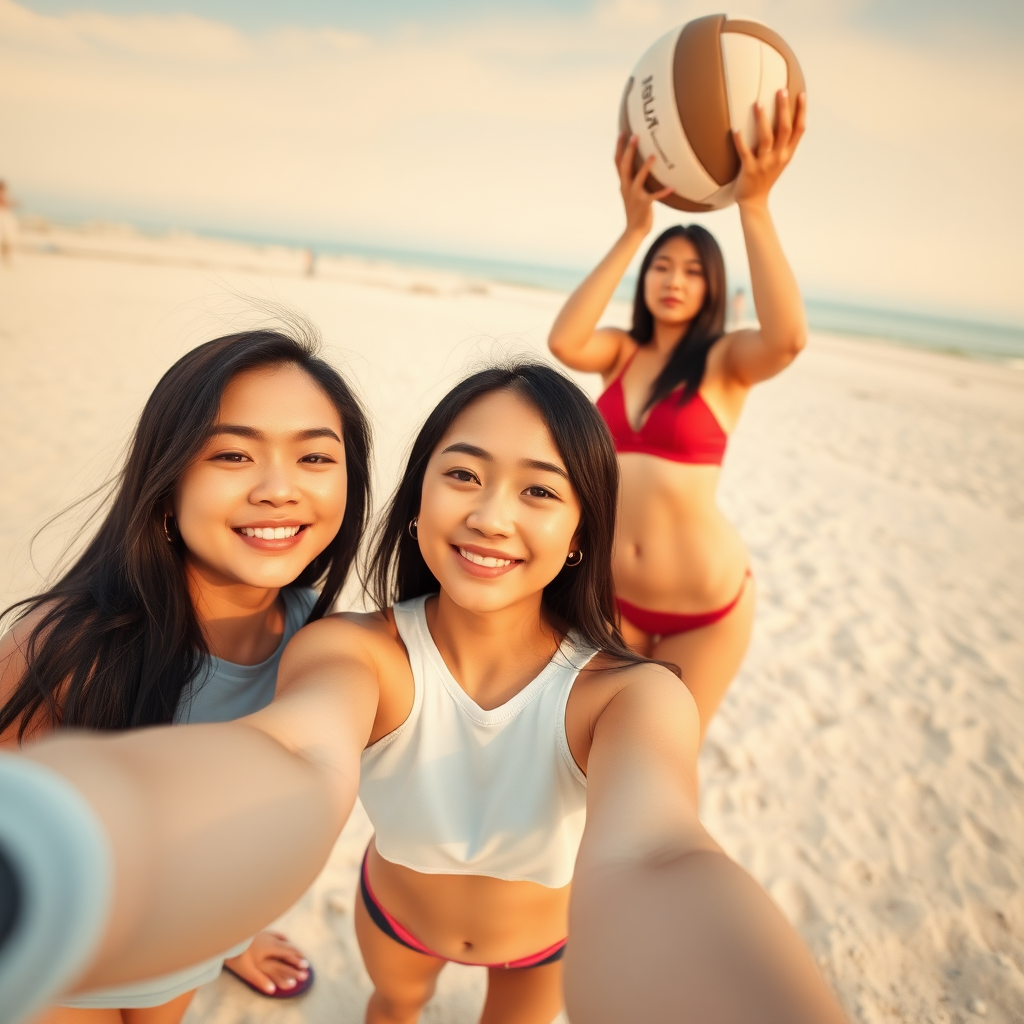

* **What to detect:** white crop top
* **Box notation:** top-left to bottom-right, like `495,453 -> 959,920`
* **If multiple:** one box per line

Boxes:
359,596 -> 596,889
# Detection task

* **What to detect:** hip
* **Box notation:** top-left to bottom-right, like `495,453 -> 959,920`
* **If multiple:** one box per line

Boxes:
613,513 -> 748,611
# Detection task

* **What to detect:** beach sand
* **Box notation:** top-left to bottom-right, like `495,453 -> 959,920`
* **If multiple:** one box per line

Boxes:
2,226 -> 1022,1023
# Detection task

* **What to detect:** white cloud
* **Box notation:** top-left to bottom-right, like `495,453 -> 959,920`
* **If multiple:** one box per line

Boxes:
1,0 -> 1021,319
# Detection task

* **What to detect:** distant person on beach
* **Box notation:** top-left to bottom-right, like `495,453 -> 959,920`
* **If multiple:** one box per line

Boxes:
4,361 -> 849,1024
549,90 -> 807,739
0,332 -> 372,1019
728,286 -> 747,330
0,181 -> 18,265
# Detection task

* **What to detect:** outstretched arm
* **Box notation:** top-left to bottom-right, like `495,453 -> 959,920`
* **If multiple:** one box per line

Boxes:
567,665 -> 847,1023
721,91 -> 809,388
17,616 -> 379,994
548,135 -> 672,375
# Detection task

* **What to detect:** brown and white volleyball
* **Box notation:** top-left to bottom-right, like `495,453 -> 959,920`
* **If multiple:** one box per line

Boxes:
620,14 -> 805,212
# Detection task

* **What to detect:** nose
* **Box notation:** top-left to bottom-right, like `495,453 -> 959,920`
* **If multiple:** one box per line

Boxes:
248,457 -> 302,507
465,485 -> 516,538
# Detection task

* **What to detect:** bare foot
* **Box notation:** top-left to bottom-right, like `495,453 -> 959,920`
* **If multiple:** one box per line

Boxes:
224,930 -> 311,995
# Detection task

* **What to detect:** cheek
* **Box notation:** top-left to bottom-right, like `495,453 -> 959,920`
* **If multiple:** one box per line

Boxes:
418,480 -> 460,541
174,469 -> 237,549
526,510 -> 580,564
307,469 -> 349,525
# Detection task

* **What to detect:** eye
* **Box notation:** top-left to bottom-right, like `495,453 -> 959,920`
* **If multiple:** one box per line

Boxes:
300,453 -> 336,465
211,451 -> 250,463
524,485 -> 559,500
446,468 -> 479,484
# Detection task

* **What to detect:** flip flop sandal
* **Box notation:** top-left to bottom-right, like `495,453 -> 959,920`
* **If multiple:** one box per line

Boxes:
223,961 -> 315,999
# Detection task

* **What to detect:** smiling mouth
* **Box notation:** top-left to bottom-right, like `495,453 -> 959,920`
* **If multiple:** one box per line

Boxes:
236,525 -> 307,540
457,547 -> 519,569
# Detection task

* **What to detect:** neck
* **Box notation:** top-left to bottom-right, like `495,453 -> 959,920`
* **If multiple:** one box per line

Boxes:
651,318 -> 689,354
425,589 -> 559,711
185,559 -> 285,666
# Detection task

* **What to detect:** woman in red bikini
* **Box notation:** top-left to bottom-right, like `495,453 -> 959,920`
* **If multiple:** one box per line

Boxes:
550,89 -> 807,737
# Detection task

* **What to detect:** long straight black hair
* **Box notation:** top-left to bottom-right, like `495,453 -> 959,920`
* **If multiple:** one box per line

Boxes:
0,330 -> 371,740
629,224 -> 727,410
368,362 -> 669,672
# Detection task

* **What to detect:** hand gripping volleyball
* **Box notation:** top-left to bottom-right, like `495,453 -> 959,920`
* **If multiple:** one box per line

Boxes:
620,14 -> 805,212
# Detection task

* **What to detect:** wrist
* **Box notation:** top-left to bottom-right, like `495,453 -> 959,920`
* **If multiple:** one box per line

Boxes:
620,224 -> 648,249
736,195 -> 770,216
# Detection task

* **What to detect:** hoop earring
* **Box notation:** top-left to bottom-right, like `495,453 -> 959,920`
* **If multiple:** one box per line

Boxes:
565,549 -> 583,567
407,517 -> 418,540
163,512 -> 175,544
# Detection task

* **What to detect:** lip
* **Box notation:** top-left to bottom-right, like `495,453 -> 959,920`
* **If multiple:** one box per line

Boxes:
660,296 -> 683,307
451,543 -> 523,579
233,522 -> 311,551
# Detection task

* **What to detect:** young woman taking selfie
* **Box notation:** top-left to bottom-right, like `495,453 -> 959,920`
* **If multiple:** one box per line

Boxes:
0,330 -> 371,1020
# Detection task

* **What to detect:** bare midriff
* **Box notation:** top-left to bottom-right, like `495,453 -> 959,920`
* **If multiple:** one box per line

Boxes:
613,454 -> 748,612
366,841 -> 570,964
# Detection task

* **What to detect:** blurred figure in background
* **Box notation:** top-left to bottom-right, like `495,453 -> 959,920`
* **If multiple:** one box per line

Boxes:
0,181 -> 18,266
728,287 -> 747,331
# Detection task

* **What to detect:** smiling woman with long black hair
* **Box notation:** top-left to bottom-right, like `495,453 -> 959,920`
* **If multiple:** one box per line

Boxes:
0,328 -> 371,1021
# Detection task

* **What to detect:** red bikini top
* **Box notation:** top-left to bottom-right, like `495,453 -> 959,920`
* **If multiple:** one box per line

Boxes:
595,353 -> 728,466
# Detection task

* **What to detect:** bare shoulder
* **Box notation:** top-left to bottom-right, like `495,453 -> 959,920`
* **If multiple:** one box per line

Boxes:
279,607 -> 406,679
712,322 -> 806,389
590,656 -> 699,722
567,655 -> 699,775
0,603 -> 55,746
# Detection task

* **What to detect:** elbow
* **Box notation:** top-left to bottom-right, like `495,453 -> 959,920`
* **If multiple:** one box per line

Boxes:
547,331 -> 569,362
779,327 -> 807,366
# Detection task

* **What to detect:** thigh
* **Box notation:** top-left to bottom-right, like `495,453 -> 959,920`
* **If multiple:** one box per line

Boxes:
480,960 -> 563,1024
653,575 -> 756,741
354,880 -> 445,1014
121,992 -> 195,1024
36,1009 -> 123,1024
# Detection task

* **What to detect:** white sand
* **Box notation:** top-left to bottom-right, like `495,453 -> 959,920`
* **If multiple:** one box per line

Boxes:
2,225 -> 1022,1023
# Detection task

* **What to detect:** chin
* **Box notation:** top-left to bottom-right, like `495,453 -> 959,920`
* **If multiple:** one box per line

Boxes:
233,560 -> 309,591
438,578 -> 525,615
656,307 -> 692,323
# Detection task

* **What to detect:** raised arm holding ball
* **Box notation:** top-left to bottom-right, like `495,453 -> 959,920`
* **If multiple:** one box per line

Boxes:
549,87 -> 807,739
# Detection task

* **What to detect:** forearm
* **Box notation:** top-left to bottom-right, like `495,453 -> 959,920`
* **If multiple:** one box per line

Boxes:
739,199 -> 806,354
24,721 -> 353,990
566,849 -> 847,1024
549,228 -> 645,361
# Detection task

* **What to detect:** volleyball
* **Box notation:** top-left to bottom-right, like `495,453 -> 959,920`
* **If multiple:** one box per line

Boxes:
620,14 -> 805,212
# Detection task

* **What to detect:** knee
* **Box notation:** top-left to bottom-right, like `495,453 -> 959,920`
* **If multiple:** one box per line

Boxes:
367,981 -> 435,1023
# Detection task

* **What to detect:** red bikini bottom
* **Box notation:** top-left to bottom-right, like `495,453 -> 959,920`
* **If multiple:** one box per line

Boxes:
360,848 -> 566,970
617,569 -> 751,638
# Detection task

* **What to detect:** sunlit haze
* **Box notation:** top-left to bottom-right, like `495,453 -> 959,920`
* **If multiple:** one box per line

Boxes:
2,0 -> 1021,321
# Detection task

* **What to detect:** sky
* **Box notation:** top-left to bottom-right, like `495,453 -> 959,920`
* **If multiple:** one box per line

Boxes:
2,0 -> 1022,322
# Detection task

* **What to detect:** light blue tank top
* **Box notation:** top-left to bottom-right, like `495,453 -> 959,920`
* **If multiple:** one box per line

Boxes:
61,586 -> 317,1009
175,587 -> 317,724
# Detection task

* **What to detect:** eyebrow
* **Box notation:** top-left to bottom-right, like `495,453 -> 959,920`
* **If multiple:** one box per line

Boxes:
440,442 -> 568,480
652,256 -> 703,266
209,425 -> 342,443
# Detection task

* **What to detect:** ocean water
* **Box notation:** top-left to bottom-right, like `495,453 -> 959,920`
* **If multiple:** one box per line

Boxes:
211,230 -> 1024,365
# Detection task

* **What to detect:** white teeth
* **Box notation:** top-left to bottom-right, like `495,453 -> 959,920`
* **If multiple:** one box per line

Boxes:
241,526 -> 301,539
458,547 -> 514,568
